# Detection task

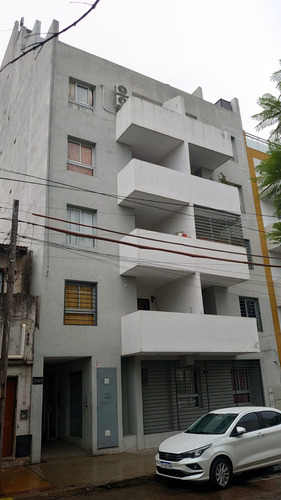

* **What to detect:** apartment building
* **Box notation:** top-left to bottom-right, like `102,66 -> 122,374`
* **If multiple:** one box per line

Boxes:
0,19 -> 280,463
0,245 -> 37,461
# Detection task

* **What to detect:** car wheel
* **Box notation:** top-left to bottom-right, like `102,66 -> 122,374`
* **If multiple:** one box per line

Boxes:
210,457 -> 232,489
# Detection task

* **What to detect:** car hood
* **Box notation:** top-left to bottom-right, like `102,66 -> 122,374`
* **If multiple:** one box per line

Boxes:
159,432 -> 223,453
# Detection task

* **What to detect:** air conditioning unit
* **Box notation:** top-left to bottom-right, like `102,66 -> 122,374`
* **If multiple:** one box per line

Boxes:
115,94 -> 128,110
115,84 -> 129,96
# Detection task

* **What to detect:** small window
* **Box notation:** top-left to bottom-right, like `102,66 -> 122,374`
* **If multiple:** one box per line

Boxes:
67,206 -> 96,247
237,412 -> 259,433
137,298 -> 150,310
69,80 -> 94,111
64,281 -> 97,326
239,297 -> 263,332
244,239 -> 254,270
67,139 -> 94,176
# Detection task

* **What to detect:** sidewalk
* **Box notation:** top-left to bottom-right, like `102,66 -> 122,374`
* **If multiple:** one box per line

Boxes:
0,448 -> 157,499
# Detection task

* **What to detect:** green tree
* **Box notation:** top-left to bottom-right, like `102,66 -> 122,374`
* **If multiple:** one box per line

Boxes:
252,60 -> 281,141
252,61 -> 281,244
254,143 -> 281,244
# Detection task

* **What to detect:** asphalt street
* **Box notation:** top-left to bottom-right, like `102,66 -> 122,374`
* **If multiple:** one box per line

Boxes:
62,468 -> 281,500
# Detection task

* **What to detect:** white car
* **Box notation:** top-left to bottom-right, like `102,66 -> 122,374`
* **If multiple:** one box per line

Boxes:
156,406 -> 281,489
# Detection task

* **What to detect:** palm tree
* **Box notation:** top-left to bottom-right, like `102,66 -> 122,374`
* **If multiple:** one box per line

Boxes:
252,60 -> 281,141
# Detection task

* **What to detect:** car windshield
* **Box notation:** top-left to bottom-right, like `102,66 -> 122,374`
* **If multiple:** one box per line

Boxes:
185,413 -> 238,435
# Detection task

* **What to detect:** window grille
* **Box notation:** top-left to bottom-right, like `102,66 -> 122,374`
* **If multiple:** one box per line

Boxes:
239,296 -> 263,332
244,239 -> 254,270
64,281 -> 97,325
231,368 -> 251,404
194,205 -> 244,246
176,367 -> 200,408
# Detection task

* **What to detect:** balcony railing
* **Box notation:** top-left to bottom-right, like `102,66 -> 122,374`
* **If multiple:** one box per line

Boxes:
194,205 -> 244,246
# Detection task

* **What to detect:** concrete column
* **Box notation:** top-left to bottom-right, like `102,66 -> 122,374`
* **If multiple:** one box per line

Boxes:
30,355 -> 44,463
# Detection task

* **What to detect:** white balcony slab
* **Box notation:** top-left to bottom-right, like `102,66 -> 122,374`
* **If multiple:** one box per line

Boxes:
117,159 -> 241,225
121,310 -> 260,356
116,97 -> 233,166
119,229 -> 250,288
116,97 -> 184,163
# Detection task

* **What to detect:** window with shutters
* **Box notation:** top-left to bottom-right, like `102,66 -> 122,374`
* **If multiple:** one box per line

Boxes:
69,80 -> 94,112
239,296 -> 263,332
64,281 -> 97,326
67,206 -> 96,247
67,139 -> 95,176
194,205 -> 244,246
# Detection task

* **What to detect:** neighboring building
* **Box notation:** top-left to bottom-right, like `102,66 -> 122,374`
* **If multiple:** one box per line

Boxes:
246,133 -> 281,407
0,19 -> 280,463
0,245 -> 37,462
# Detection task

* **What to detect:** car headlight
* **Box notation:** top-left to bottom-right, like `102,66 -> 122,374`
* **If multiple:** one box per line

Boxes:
180,443 -> 212,459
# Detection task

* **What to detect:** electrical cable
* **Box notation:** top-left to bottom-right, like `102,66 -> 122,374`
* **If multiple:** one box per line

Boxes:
0,0 -> 102,73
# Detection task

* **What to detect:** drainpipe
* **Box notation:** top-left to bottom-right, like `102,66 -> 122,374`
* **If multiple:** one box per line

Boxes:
8,323 -> 26,360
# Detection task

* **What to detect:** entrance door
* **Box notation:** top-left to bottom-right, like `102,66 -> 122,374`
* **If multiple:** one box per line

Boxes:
97,368 -> 118,448
3,378 -> 16,456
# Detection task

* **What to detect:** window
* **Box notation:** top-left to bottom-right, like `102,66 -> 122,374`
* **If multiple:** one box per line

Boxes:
67,139 -> 94,176
231,368 -> 250,404
67,206 -> 96,247
260,410 -> 281,428
69,81 -> 94,111
176,367 -> 200,408
194,205 -> 244,246
64,281 -> 97,325
236,412 -> 259,433
239,296 -> 263,332
244,239 -> 254,270
137,298 -> 150,310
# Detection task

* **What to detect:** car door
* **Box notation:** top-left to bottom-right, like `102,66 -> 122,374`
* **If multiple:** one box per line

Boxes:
232,411 -> 266,471
257,410 -> 281,464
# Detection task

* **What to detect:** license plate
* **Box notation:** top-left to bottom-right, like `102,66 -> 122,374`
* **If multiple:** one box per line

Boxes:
160,461 -> 172,469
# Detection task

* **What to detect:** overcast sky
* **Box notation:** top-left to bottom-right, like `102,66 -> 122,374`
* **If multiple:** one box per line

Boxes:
1,0 -> 280,137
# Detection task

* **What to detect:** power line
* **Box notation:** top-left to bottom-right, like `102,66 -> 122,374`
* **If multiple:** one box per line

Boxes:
31,212 -> 281,262
0,0 -> 102,73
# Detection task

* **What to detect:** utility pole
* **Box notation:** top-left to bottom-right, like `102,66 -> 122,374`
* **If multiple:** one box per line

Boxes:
0,200 -> 19,490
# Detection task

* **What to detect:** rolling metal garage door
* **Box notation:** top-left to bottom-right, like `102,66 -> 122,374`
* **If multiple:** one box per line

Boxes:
142,359 -> 264,434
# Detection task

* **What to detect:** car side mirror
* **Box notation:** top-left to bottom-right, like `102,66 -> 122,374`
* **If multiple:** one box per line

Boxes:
235,426 -> 246,436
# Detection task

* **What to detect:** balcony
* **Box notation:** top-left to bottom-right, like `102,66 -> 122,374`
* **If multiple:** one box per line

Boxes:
121,310 -> 260,356
119,229 -> 250,288
116,97 -> 184,163
116,96 -> 233,166
117,160 -> 241,226
117,159 -> 189,228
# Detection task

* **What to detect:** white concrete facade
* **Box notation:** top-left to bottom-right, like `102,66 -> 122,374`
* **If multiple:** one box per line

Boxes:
0,20 -> 280,463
